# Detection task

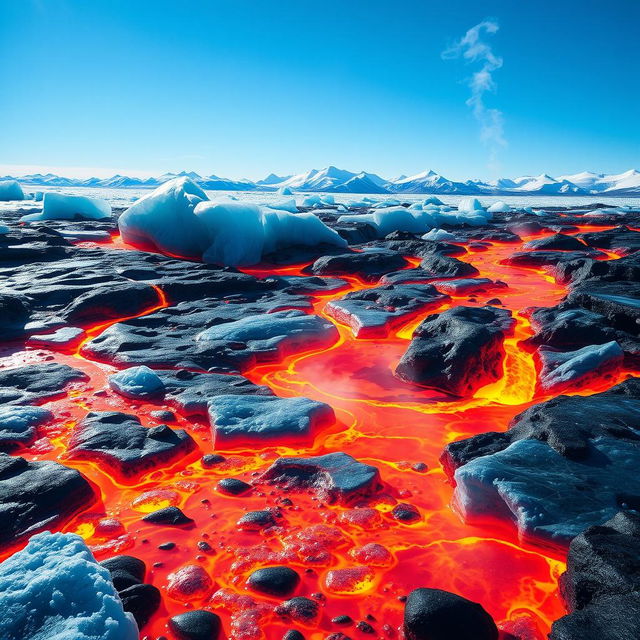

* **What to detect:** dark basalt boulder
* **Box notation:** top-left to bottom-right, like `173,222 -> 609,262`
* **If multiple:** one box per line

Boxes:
442,377 -> 640,473
276,597 -> 321,625
419,253 -> 478,278
142,505 -> 194,526
247,566 -> 301,597
307,249 -> 408,281
555,252 -> 640,287
325,284 -> 448,338
395,306 -> 513,396
0,453 -> 95,546
68,411 -> 197,478
237,509 -> 278,530
260,452 -> 382,505
373,239 -> 466,258
503,249 -> 604,268
523,233 -> 589,252
0,362 -> 88,405
550,512 -> 640,640
216,477 -> 252,496
403,588 -> 498,640
100,555 -> 160,628
169,610 -> 222,640
60,281 -> 160,324
577,225 -> 640,254
0,293 -> 31,339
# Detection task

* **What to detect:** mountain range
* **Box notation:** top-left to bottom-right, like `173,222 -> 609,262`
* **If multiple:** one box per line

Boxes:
4,167 -> 640,196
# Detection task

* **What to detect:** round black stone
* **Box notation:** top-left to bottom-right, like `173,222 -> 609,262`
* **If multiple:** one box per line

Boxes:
217,477 -> 252,496
169,610 -> 222,640
142,506 -> 194,526
247,566 -> 300,597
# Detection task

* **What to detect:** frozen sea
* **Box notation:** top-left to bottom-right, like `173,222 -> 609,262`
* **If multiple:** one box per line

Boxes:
3,184 -> 640,212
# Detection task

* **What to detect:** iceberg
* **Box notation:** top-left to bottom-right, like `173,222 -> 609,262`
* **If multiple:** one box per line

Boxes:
0,531 -> 138,640
0,180 -> 24,201
457,197 -> 485,213
421,228 -> 457,241
487,201 -> 510,213
266,198 -> 298,213
109,366 -> 165,399
278,186 -> 293,195
21,192 -> 111,222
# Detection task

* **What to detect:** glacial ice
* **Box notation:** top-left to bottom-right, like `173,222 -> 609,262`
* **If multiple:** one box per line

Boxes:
119,178 -> 346,266
0,180 -> 24,201
487,201 -> 510,213
22,192 -> 111,222
278,186 -> 293,195
0,531 -> 138,640
457,197 -> 484,213
0,223 -> 10,234
421,228 -> 457,241
266,198 -> 298,213
109,366 -> 165,399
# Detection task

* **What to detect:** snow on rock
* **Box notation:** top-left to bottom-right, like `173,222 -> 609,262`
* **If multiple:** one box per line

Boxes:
119,178 -> 346,266
421,228 -> 457,242
538,341 -> 624,393
0,406 -> 52,451
209,394 -> 335,446
0,531 -> 138,640
487,201 -> 510,213
22,192 -> 111,222
0,180 -> 24,201
196,310 -> 339,359
453,436 -> 640,544
27,327 -> 86,349
109,366 -> 166,399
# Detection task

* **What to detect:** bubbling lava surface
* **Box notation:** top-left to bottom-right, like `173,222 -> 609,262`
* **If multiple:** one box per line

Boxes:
0,225 -> 633,640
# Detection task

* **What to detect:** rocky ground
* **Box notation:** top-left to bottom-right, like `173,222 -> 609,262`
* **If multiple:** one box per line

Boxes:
0,196 -> 639,640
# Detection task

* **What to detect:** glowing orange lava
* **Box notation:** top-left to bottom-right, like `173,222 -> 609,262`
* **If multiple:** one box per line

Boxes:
1,230 -> 635,640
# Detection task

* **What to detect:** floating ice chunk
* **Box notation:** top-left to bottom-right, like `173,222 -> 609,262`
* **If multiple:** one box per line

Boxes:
487,201 -> 510,213
300,195 -> 323,207
209,394 -> 334,446
457,197 -> 484,213
0,531 -> 138,640
109,366 -> 165,399
266,199 -> 298,213
0,223 -> 10,234
538,341 -> 624,393
423,196 -> 444,206
118,177 -> 209,259
278,186 -> 293,195
336,204 -> 347,212
421,228 -> 457,242
0,180 -> 24,201
22,192 -> 111,222
371,198 -> 401,208
321,194 -> 335,205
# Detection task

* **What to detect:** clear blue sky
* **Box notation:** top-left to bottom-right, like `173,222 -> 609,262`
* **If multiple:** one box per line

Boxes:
1,0 -> 638,180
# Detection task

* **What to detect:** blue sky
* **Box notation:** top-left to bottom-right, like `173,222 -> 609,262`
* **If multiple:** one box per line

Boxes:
1,0 -> 638,180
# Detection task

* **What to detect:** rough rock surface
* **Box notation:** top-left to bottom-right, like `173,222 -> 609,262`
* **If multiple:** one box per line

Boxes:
325,284 -> 448,337
209,394 -> 335,446
0,454 -> 95,546
419,253 -> 479,278
395,306 -> 514,396
550,512 -> 640,640
0,405 -> 52,451
67,411 -> 197,478
260,452 -> 382,504
308,249 -> 408,281
403,588 -> 498,640
504,249 -> 604,268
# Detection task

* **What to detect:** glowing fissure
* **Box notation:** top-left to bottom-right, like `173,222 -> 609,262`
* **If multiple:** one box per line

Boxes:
1,226 -> 633,640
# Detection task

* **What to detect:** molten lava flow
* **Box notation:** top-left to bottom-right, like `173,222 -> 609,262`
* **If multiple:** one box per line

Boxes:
1,232 -> 635,640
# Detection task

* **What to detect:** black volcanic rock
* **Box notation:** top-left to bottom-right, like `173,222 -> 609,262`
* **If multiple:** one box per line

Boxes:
523,233 -> 588,251
403,588 -> 498,640
0,363 -> 88,405
577,225 -> 640,254
68,411 -> 197,478
550,512 -> 640,640
260,452 -> 382,505
395,306 -> 513,396
555,252 -> 640,286
247,566 -> 301,597
276,597 -> 321,624
216,477 -> 252,495
0,293 -> 31,339
0,406 -> 52,451
237,509 -> 278,530
308,249 -> 408,281
0,453 -> 95,546
325,284 -> 448,337
142,506 -> 194,526
169,610 -> 222,640
419,253 -> 478,278
503,249 -> 604,268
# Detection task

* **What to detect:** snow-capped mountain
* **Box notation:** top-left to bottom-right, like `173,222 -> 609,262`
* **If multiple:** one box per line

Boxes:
3,168 -> 639,196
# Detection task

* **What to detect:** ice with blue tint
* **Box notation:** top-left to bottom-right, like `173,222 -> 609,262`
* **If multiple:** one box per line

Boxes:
278,186 -> 293,195
119,178 -> 346,266
421,228 -> 457,241
487,201 -> 511,213
21,192 -> 111,222
0,180 -> 24,201
457,197 -> 485,213
266,198 -> 298,213
109,365 -> 165,399
0,223 -> 10,234
0,531 -> 138,640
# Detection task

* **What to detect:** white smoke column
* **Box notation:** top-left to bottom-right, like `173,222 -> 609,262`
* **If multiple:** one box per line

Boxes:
442,19 -> 506,170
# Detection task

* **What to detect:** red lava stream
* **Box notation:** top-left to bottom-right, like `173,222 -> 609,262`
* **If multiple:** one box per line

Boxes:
0,226 -> 635,640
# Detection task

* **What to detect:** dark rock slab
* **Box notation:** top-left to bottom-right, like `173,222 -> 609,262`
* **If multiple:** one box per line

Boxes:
577,225 -> 640,254
550,512 -> 640,640
169,610 -> 222,640
0,293 -> 31,339
523,233 -> 589,252
419,254 -> 478,278
0,453 -> 95,546
67,411 -> 197,478
404,588 -> 498,640
554,252 -> 640,286
503,249 -> 605,268
0,363 -> 88,405
209,395 -> 334,447
395,306 -> 514,396
307,249 -> 408,282
431,278 -> 506,296
142,506 -> 194,526
325,284 -> 448,337
260,452 -> 381,505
